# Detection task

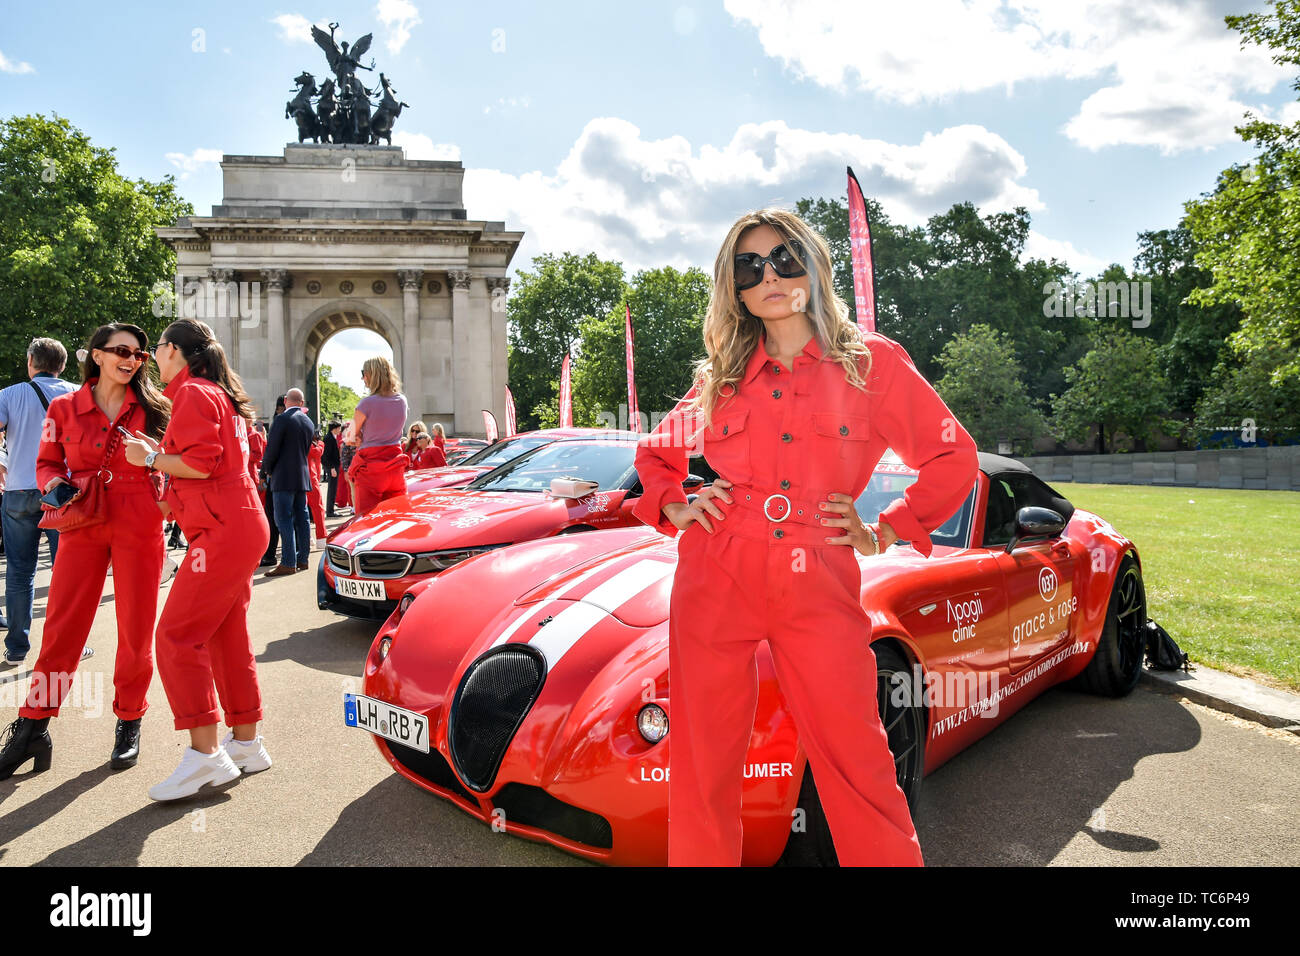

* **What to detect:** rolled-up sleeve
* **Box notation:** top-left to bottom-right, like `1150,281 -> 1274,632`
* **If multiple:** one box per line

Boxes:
632,380 -> 705,538
869,335 -> 979,558
164,385 -> 225,476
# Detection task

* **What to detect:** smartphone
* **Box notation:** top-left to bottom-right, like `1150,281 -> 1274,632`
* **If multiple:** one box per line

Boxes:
117,426 -> 135,438
41,483 -> 77,509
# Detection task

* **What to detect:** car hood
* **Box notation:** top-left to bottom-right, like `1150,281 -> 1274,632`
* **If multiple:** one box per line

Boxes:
330,489 -> 570,553
405,466 -> 491,493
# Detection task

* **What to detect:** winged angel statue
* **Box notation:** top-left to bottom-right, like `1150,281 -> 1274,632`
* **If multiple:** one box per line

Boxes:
284,22 -> 410,145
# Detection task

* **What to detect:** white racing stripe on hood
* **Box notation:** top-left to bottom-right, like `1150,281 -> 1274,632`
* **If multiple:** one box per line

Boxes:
350,519 -> 419,552
578,558 -> 674,614
529,601 -> 610,669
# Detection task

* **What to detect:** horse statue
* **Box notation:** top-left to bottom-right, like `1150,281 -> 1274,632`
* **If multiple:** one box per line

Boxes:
315,78 -> 338,144
285,71 -> 321,143
369,73 -> 410,145
342,74 -> 373,144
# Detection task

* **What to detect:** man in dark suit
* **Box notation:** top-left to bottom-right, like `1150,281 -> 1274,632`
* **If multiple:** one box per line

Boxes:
260,388 -> 316,576
322,421 -> 342,517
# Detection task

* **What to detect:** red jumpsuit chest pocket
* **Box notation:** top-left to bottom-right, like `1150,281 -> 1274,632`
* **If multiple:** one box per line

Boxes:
702,407 -> 753,484
54,424 -> 91,472
812,412 -> 871,459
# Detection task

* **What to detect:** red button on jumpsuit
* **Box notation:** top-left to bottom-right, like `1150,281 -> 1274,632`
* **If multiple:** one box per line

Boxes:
154,365 -> 270,731
633,329 -> 978,866
20,382 -> 163,720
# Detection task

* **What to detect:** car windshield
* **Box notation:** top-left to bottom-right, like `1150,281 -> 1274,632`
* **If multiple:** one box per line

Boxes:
460,435 -> 553,468
467,442 -> 637,494
854,472 -> 976,549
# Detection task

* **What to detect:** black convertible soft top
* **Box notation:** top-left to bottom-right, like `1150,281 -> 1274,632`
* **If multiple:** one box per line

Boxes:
978,452 -> 1075,524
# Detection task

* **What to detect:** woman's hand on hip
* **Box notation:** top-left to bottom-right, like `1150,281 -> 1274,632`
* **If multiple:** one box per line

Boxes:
819,492 -> 897,555
664,478 -> 733,533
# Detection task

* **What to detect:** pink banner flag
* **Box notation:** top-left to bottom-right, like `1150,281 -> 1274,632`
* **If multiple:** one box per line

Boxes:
504,385 -> 517,437
624,303 -> 640,433
482,410 -> 499,443
559,351 -> 573,428
846,165 -> 878,335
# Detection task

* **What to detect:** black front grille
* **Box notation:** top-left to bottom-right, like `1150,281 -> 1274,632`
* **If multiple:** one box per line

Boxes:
327,546 -> 352,575
492,784 -> 613,850
357,551 -> 412,576
448,645 -> 547,792
387,741 -> 477,803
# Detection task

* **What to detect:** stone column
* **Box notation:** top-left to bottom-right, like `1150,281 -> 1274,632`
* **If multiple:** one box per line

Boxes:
397,269 -> 424,424
207,267 -> 236,363
261,269 -> 289,411
486,277 -> 511,434
448,269 -> 473,436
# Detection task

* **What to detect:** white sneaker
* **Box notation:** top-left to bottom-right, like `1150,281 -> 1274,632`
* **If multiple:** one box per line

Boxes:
222,732 -> 273,773
148,747 -> 241,801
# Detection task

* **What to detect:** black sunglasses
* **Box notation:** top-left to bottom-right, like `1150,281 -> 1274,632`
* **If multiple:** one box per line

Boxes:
97,344 -> 149,363
734,239 -> 807,291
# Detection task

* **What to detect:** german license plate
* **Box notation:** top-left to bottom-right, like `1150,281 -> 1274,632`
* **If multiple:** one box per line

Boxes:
336,577 -> 385,600
344,693 -> 429,753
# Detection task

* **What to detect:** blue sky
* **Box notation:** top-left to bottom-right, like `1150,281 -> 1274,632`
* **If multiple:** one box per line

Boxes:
3,1 -> 1297,387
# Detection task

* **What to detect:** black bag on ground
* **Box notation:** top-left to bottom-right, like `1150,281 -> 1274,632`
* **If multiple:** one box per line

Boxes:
1144,619 -> 1191,672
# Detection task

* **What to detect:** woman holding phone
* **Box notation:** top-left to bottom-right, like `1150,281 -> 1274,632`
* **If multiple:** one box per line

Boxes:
122,318 -> 272,801
0,324 -> 169,779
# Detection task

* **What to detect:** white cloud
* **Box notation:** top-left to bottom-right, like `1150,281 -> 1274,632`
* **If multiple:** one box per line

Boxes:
483,95 -> 531,115
724,0 -> 1293,154
391,131 -> 460,161
164,148 -> 224,179
0,49 -> 35,74
375,0 -> 422,54
271,14 -> 329,44
463,116 -> 1043,276
1023,230 -> 1110,275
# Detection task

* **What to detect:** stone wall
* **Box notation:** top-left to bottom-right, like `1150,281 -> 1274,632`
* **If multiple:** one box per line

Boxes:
1019,445 -> 1300,491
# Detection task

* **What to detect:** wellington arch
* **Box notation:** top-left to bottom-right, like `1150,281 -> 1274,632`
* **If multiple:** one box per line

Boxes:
156,143 -> 523,435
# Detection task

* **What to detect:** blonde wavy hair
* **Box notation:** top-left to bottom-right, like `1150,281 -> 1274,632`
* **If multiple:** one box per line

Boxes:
362,355 -> 403,396
686,207 -> 871,427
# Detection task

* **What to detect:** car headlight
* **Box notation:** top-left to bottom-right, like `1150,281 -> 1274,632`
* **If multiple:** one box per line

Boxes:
376,637 -> 392,663
637,704 -> 669,743
396,592 -> 417,619
409,544 -> 506,574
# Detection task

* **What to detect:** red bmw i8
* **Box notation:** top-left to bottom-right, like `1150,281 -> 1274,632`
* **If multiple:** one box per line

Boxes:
345,452 -> 1150,865
320,434 -> 706,619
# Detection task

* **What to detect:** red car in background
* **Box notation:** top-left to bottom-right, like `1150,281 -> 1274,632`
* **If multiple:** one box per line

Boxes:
320,435 -> 704,619
405,428 -> 644,495
442,438 -> 488,464
346,452 -> 1151,865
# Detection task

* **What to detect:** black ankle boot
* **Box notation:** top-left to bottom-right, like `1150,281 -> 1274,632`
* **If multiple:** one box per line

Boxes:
0,716 -> 52,780
110,718 -> 142,770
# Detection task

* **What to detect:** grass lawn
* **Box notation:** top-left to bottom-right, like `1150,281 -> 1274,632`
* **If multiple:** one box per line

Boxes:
1051,482 -> 1300,693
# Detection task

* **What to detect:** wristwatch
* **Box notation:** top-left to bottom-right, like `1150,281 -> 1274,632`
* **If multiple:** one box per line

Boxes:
144,450 -> 160,471
865,523 -> 880,555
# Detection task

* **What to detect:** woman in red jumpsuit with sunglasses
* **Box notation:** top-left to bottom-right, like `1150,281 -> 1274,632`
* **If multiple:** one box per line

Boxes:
633,209 -> 978,866
0,324 -> 169,779
123,318 -> 272,801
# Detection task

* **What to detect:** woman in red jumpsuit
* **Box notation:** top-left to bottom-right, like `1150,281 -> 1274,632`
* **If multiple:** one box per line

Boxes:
346,357 -> 410,516
122,318 -> 272,801
307,433 -> 327,545
0,324 -> 169,778
632,209 -> 978,866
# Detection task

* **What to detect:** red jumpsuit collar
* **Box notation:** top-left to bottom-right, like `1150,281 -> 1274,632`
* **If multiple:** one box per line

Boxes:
742,326 -> 826,386
72,377 -> 142,418
163,363 -> 195,394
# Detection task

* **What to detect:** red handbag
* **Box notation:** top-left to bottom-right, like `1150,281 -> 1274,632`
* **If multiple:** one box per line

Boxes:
38,428 -> 123,534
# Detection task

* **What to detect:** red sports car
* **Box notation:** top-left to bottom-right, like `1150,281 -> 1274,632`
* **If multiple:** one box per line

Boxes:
346,452 -> 1150,865
405,428 -> 644,495
320,435 -> 705,619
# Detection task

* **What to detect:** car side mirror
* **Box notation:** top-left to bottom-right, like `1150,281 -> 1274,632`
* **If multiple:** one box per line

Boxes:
1005,506 -> 1066,553
683,473 -> 705,493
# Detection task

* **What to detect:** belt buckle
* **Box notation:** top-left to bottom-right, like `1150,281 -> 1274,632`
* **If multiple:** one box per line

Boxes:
762,493 -> 791,523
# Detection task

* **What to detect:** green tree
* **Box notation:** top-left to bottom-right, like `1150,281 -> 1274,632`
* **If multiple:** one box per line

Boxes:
317,363 -> 362,421
934,324 -> 1044,455
570,265 -> 712,428
0,114 -> 192,380
1050,330 -> 1177,453
506,252 -> 628,431
1192,345 -> 1300,446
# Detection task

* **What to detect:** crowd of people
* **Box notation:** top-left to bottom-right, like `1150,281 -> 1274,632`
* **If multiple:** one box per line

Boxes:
0,323 -> 450,800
